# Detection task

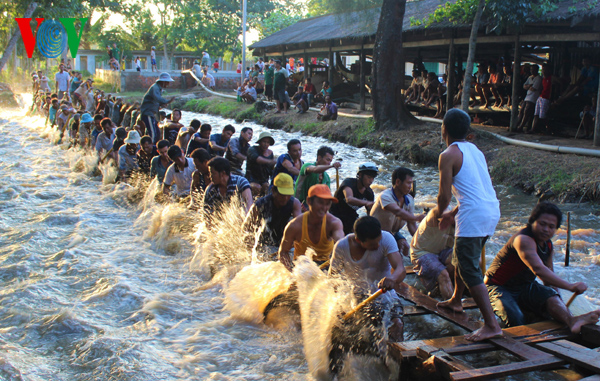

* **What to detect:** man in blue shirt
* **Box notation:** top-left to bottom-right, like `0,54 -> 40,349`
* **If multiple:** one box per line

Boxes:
140,73 -> 176,144
208,124 -> 235,157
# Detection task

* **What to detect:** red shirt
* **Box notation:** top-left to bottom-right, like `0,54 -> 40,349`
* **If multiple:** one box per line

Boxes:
540,74 -> 552,99
213,62 -> 219,69
304,83 -> 316,95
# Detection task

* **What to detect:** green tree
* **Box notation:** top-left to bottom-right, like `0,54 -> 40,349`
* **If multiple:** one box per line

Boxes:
254,11 -> 301,39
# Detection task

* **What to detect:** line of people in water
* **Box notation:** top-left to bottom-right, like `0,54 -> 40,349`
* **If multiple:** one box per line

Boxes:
31,72 -> 600,346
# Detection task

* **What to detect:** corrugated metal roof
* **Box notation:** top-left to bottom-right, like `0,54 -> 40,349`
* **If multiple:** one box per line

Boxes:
250,0 -> 600,50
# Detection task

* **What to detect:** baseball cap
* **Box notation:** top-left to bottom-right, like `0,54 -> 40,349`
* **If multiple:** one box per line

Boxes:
308,184 -> 337,203
273,173 -> 294,196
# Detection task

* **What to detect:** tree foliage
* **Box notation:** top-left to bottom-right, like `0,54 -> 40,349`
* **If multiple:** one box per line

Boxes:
254,11 -> 301,39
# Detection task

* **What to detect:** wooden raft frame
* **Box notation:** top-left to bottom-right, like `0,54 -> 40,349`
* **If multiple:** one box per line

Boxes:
390,282 -> 600,380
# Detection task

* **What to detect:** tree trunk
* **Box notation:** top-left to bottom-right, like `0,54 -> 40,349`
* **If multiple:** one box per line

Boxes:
372,0 -> 418,130
0,2 -> 39,73
460,0 -> 485,111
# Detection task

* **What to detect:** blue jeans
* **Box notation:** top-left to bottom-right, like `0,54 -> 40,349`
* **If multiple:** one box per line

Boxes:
487,282 -> 558,327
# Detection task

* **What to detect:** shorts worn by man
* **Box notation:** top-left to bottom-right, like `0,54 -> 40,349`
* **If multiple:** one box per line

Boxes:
278,184 -> 345,271
410,209 -> 455,299
434,108 -> 501,342
329,216 -> 406,341
485,202 -> 600,332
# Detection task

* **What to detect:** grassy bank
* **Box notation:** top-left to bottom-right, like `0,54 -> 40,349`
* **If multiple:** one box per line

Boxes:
132,93 -> 600,204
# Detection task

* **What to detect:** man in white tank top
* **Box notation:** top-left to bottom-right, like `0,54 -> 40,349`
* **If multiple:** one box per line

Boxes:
432,108 -> 502,342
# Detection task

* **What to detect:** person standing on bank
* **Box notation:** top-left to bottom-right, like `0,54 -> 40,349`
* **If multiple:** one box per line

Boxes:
140,73 -> 175,144
330,163 -> 378,235
433,108 -> 502,342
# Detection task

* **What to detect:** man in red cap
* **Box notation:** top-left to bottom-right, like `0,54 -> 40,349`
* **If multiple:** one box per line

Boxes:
278,184 -> 345,271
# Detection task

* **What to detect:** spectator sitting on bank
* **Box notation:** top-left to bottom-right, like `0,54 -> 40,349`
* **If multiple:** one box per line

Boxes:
472,62 -> 490,107
579,96 -> 596,139
202,69 -> 216,90
303,78 -> 317,107
241,81 -> 257,103
292,86 -> 308,114
192,60 -> 202,78
315,81 -> 333,104
317,96 -> 338,121
254,77 -> 264,97
555,56 -> 599,106
405,69 -> 423,103
109,57 -> 119,71
422,72 -> 442,109
480,65 -> 503,109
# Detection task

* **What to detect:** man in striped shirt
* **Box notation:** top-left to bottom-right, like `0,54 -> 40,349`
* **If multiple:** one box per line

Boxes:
203,157 -> 253,218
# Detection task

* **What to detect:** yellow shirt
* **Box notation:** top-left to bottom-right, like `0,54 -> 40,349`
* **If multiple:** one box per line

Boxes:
293,213 -> 334,262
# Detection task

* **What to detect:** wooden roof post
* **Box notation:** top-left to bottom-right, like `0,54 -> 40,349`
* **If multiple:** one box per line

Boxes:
594,83 -> 600,146
360,40 -> 366,111
303,47 -> 308,81
446,37 -> 456,113
328,46 -> 334,85
509,34 -> 521,132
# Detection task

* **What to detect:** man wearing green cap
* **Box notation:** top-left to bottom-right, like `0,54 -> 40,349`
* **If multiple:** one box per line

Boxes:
243,173 -> 302,256
246,131 -> 277,196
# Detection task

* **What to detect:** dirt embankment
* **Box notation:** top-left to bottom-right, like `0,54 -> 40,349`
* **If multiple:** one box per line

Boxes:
137,91 -> 600,204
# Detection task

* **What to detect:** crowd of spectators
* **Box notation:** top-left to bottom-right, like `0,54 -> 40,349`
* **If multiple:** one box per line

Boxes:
405,56 -> 598,137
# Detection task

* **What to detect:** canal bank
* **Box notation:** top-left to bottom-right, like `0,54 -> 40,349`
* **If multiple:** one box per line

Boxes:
166,93 -> 600,205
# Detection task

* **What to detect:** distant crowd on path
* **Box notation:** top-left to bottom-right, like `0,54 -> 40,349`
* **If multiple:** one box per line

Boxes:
229,57 -> 338,121
29,69 -> 600,345
406,56 -> 598,138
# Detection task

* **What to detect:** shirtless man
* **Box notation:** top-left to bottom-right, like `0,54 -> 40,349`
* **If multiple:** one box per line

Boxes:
278,184 -> 345,271
433,108 -> 502,342
486,202 -> 600,333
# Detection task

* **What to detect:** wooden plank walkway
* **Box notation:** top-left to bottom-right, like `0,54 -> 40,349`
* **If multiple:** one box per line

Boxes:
537,340 -> 600,374
390,282 -> 600,380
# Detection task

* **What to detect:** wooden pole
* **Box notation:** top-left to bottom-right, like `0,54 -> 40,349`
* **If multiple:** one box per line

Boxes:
480,244 -> 486,275
565,211 -> 571,267
566,292 -> 577,308
328,46 -> 334,85
360,42 -> 366,111
303,49 -> 308,81
343,289 -> 383,321
446,38 -> 456,112
335,167 -> 339,189
509,35 -> 521,132
594,83 -> 600,147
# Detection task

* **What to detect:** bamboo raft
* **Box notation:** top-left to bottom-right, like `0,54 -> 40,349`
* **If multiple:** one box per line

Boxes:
389,281 -> 600,380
